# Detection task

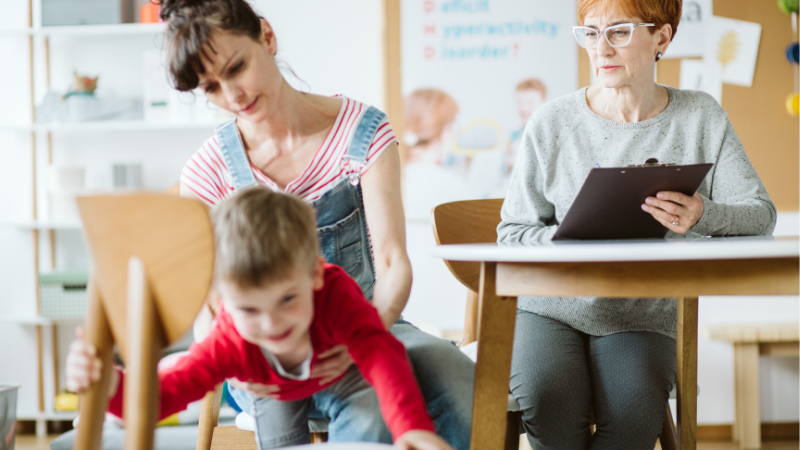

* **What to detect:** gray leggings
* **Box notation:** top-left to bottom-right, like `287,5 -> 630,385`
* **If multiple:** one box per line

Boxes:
511,310 -> 676,450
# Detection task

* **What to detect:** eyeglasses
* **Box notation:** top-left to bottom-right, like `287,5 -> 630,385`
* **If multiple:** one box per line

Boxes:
572,23 -> 654,49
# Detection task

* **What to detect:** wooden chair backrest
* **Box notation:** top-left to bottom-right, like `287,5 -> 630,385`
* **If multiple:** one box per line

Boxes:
76,194 -> 214,361
430,199 -> 505,292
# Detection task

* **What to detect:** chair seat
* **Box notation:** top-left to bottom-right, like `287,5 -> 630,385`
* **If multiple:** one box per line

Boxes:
235,412 -> 329,433
283,445 -> 391,449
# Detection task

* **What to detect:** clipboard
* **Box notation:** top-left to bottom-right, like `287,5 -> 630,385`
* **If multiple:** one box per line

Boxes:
552,160 -> 713,241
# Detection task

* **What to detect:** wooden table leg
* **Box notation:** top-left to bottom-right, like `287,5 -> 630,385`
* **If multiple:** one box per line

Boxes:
734,342 -> 761,449
125,257 -> 165,450
470,262 -> 518,450
676,297 -> 698,450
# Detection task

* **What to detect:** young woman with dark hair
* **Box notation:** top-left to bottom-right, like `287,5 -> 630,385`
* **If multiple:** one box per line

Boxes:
157,1 -> 474,448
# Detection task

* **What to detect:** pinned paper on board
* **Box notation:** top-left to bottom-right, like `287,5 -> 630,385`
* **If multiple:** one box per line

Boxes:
679,59 -> 704,90
665,0 -> 713,59
703,16 -> 762,86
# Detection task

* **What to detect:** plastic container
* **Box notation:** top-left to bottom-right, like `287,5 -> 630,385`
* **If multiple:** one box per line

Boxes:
0,384 -> 20,450
39,271 -> 89,320
42,0 -> 133,26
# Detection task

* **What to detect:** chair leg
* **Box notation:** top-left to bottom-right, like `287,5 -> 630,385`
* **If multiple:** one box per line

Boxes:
504,411 -> 522,450
734,342 -> 761,449
310,432 -> 328,443
660,403 -> 678,450
462,290 -> 479,346
197,384 -> 223,450
125,256 -> 166,450
73,279 -> 115,450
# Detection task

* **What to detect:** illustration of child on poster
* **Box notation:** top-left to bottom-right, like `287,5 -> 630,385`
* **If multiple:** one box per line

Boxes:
403,88 -> 476,220
488,77 -> 548,197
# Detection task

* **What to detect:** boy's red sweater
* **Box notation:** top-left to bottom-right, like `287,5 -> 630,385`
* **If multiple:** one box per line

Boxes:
107,264 -> 435,439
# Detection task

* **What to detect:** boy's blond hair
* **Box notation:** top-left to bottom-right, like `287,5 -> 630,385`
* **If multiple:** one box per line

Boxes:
211,187 -> 320,288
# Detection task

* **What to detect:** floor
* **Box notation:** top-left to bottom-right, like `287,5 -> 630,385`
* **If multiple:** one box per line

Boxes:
16,434 -> 800,450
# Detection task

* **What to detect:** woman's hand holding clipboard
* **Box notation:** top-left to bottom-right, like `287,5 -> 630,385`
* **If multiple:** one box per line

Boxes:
642,190 -> 706,234
552,159 -> 714,241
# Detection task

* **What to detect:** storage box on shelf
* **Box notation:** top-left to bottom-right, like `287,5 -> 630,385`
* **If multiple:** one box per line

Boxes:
39,271 -> 89,320
42,0 -> 135,26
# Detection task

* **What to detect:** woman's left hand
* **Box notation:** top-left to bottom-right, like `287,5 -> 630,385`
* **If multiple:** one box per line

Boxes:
228,378 -> 281,399
310,345 -> 353,385
641,191 -> 705,234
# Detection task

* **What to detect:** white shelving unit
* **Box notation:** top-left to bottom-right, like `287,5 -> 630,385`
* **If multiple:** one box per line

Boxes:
2,221 -> 82,230
0,5 -> 212,435
0,315 -> 54,326
18,411 -> 78,422
0,120 -> 219,133
0,22 -> 165,37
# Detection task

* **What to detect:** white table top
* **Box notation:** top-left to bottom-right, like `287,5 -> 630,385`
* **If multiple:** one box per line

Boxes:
432,236 -> 799,263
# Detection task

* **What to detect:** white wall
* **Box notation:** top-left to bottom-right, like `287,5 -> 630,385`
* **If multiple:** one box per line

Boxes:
254,0 -> 386,110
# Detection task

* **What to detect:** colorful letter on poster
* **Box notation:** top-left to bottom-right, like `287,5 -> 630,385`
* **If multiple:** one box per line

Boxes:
401,0 -> 578,220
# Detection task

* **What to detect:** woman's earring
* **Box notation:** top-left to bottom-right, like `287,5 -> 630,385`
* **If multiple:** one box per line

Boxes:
655,51 -> 663,62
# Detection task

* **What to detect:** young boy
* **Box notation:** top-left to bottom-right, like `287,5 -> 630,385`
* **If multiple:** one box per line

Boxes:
66,187 -> 453,450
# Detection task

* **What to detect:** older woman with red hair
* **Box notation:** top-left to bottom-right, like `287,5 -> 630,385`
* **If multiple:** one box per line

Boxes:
498,0 -> 776,448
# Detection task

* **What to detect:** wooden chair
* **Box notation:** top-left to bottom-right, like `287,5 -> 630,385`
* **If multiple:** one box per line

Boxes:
430,199 -> 678,450
73,194 -> 215,450
702,323 -> 800,449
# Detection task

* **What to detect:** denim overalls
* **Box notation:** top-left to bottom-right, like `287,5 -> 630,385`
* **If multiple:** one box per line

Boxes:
215,107 -> 383,299
217,107 -> 474,449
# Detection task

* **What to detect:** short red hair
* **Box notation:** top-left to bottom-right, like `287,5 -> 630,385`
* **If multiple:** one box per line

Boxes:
577,0 -> 682,41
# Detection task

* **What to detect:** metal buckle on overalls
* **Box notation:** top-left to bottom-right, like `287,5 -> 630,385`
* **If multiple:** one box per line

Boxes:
341,157 -> 365,186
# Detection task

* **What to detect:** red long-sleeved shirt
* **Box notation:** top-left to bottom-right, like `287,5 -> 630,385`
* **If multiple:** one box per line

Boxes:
107,265 -> 434,439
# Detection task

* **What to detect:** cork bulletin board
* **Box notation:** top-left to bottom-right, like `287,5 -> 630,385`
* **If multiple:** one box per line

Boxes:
578,0 -> 799,211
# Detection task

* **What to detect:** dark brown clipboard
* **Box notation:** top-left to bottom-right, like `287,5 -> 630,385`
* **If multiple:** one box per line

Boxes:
552,163 -> 713,241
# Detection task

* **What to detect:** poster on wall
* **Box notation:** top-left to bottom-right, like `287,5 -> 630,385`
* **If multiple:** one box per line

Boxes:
401,0 -> 578,220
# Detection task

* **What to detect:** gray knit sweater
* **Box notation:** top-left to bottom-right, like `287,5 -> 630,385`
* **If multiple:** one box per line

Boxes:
497,86 -> 777,339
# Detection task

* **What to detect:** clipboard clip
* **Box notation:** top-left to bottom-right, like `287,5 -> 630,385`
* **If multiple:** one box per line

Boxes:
626,158 -> 676,168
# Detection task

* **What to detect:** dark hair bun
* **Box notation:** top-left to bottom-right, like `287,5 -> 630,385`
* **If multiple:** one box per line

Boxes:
155,0 -> 208,21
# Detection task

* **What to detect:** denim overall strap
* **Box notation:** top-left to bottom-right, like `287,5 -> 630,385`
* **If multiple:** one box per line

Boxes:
215,118 -> 257,190
313,106 -> 385,300
341,107 -> 385,185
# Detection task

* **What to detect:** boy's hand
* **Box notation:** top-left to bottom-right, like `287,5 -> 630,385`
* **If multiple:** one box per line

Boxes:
311,345 -> 353,384
66,327 -> 118,395
228,379 -> 281,399
394,430 -> 454,450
